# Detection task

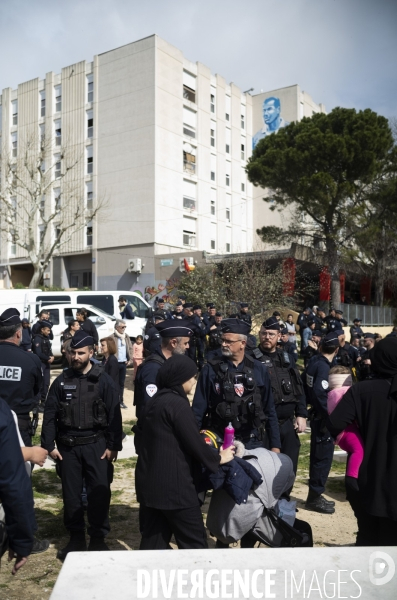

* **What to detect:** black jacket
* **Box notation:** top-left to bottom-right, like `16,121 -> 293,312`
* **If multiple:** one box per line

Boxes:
80,318 -> 99,345
32,334 -> 53,363
0,341 -> 42,415
135,388 -> 220,510
102,354 -> 120,390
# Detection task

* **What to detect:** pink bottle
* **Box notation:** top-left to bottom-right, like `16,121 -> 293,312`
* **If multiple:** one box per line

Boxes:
223,422 -> 235,449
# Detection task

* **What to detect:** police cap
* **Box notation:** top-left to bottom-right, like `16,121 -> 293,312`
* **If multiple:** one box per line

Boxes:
363,332 -> 375,339
307,318 -> 316,326
38,320 -> 53,330
312,330 -> 323,337
261,317 -> 280,331
70,330 -> 95,349
240,302 -> 249,308
0,308 -> 22,326
155,320 -> 193,338
353,318 -> 361,323
157,298 -> 165,305
175,301 -> 183,306
221,318 -> 251,336
335,310 -> 344,315
178,295 -> 186,300
323,332 -> 340,345
22,318 -> 30,324
280,327 -> 289,335
153,312 -> 165,321
193,304 -> 201,310
206,302 -> 214,308
215,311 -> 222,317
272,311 -> 281,317
184,302 -> 194,309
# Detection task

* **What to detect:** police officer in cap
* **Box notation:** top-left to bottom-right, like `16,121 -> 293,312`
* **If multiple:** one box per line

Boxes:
278,327 -> 298,362
349,318 -> 364,341
302,330 -> 323,367
0,308 -> 43,446
203,303 -> 216,328
193,318 -> 281,452
32,319 -> 54,411
143,312 -> 165,356
334,327 -> 355,368
155,298 -> 171,320
183,303 -> 206,366
356,332 -> 376,380
134,320 -> 193,420
305,331 -> 340,514
254,317 -> 307,476
171,301 -> 184,319
238,303 -> 252,326
207,312 -> 223,361
41,330 -> 122,559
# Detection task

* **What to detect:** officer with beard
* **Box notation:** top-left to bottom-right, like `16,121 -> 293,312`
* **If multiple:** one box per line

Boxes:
277,327 -> 298,362
41,330 -> 122,559
254,317 -> 307,476
238,303 -> 252,326
193,318 -> 280,452
207,312 -> 223,361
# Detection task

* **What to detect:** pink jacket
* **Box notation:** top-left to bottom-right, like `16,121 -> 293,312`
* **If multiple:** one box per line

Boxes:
327,386 -> 364,478
132,342 -> 144,360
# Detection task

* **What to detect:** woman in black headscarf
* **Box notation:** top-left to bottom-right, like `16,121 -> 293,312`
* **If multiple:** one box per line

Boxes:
135,354 -> 234,550
327,336 -> 397,546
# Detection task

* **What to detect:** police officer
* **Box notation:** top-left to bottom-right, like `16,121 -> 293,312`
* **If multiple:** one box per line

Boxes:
238,303 -> 252,326
32,309 -> 54,340
278,327 -> 299,362
349,318 -> 364,341
335,309 -> 348,327
183,303 -> 206,366
32,319 -> 54,411
143,312 -> 164,356
41,330 -> 122,559
297,307 -> 311,350
0,308 -> 43,446
155,298 -> 171,320
193,305 -> 206,370
203,303 -> 217,328
334,328 -> 356,368
302,329 -> 323,367
305,332 -> 340,514
171,301 -> 184,319
356,332 -> 376,380
133,320 -> 193,420
254,317 -> 307,476
207,312 -> 223,361
76,308 -> 99,348
323,309 -> 338,333
192,318 -> 281,452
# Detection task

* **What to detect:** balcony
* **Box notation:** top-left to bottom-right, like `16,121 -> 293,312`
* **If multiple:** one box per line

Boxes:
183,196 -> 196,212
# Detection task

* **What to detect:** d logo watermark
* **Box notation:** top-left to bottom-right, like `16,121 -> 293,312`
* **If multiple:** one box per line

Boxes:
369,551 -> 395,586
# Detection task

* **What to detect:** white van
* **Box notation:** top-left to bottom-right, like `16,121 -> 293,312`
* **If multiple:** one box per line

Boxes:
19,290 -> 151,341
34,304 -> 116,358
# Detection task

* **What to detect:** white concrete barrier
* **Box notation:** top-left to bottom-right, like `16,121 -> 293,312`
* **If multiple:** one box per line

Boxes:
50,547 -> 397,599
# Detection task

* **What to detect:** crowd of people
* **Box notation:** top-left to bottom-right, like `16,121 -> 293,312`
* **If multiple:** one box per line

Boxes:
1,296 -> 397,577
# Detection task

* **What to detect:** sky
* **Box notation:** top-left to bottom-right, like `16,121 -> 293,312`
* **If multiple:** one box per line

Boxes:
0,0 -> 396,119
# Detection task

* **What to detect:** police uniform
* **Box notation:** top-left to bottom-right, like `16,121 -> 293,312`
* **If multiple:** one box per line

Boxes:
357,334 -> 376,380
32,318 -> 54,340
192,319 -> 281,451
134,321 -> 193,420
143,313 -> 164,357
41,330 -> 122,557
171,301 -> 184,320
32,319 -> 53,407
349,321 -> 364,341
206,314 -> 223,361
0,308 -> 43,446
254,318 -> 307,475
192,305 -> 207,370
202,303 -> 216,328
278,327 -> 299,362
305,332 -> 339,513
238,303 -> 252,326
184,304 -> 206,367
323,313 -> 338,333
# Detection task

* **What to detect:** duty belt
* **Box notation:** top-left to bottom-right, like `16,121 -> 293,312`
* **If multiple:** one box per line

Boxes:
57,430 -> 104,447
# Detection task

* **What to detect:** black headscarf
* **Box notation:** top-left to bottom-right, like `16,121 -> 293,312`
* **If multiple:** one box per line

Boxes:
156,354 -> 197,399
372,337 -> 397,399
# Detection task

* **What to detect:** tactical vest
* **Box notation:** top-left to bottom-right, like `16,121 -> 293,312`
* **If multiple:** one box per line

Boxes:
59,365 -> 107,430
133,353 -> 165,411
255,348 -> 303,405
335,345 -> 353,368
209,326 -> 222,349
207,355 -> 267,438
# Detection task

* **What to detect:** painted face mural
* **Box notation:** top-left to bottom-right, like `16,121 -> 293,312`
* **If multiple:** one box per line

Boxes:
252,96 -> 290,149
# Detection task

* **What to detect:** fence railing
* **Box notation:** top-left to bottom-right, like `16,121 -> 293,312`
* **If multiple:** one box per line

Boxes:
341,303 -> 396,326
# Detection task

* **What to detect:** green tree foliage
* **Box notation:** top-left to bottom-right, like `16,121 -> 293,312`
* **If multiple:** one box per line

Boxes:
246,107 -> 396,308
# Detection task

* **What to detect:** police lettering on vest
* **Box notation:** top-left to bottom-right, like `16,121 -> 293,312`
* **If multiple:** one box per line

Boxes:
0,366 -> 22,381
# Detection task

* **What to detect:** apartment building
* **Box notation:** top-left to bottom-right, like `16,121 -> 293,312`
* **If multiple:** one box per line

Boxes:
0,35 -> 254,294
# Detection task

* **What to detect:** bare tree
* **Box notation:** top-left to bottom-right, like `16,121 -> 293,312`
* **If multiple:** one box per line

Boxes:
0,130 -> 103,288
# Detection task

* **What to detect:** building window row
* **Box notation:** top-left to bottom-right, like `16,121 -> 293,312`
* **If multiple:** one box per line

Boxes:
12,100 -> 18,126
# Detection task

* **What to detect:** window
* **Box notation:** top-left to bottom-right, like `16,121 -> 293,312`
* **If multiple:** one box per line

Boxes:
86,181 -> 93,209
87,74 -> 94,103
183,107 -> 196,139
183,147 -> 196,174
183,216 -> 196,247
226,172 -> 230,187
54,187 -> 61,210
76,294 -> 113,314
241,114 -> 245,129
54,119 -> 61,146
11,132 -> 17,157
54,225 -> 61,242
210,86 -> 216,113
241,143 -> 245,160
87,145 -> 93,174
241,182 -> 245,192
54,154 -> 61,178
226,228 -> 231,253
210,154 -> 216,182
10,197 -> 17,221
183,179 -> 196,212
225,128 -> 231,154
210,188 -> 216,217
39,224 -> 45,245
39,123 -> 45,146
183,71 -> 196,103
86,222 -> 93,246
225,95 -> 231,121
210,120 -> 216,148
211,240 -> 216,250
40,90 -> 46,117
12,100 -> 18,126
226,208 -> 230,222
226,243 -> 231,253
87,110 -> 93,138
55,85 -> 62,113
40,195 -> 46,212
40,160 -> 46,174
210,222 -> 216,251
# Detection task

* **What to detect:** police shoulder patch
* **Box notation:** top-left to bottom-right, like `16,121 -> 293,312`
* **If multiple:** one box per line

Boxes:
144,335 -> 149,340
321,380 -> 329,390
146,384 -> 157,397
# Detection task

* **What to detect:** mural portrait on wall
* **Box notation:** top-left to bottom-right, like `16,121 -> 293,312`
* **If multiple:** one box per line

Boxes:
252,96 -> 290,149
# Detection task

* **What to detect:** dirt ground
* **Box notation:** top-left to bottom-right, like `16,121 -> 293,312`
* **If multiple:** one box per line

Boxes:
0,368 -> 356,599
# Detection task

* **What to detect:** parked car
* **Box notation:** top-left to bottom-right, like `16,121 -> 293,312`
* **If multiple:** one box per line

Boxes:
31,304 -> 116,358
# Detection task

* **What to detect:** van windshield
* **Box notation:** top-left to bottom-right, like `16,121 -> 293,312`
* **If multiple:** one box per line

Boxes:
76,295 -> 114,315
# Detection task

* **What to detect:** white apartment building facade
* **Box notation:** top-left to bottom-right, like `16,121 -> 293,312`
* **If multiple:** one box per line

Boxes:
0,35 -> 324,298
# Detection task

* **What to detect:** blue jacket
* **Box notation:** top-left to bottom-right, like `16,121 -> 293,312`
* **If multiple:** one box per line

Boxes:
305,353 -> 332,416
120,303 -> 135,320
199,456 -> 263,505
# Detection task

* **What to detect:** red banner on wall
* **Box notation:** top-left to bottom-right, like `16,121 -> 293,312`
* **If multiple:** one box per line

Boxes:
339,271 -> 345,303
282,258 -> 296,296
319,267 -> 331,301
